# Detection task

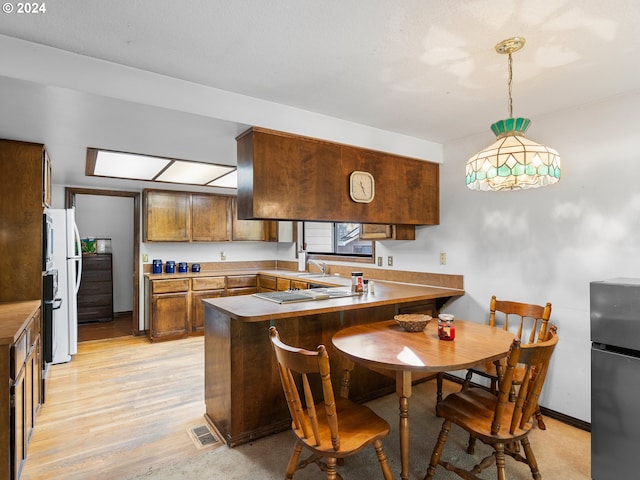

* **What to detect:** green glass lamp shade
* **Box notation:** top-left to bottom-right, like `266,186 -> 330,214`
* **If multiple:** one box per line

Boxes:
466,117 -> 561,191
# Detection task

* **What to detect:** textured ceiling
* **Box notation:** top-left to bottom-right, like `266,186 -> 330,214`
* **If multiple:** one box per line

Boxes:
0,0 -> 639,187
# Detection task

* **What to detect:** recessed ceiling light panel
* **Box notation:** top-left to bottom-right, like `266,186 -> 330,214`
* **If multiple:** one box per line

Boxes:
156,161 -> 235,184
209,170 -> 237,188
94,151 -> 170,180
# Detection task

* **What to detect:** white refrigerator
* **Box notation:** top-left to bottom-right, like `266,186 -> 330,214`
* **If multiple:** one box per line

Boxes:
49,208 -> 82,364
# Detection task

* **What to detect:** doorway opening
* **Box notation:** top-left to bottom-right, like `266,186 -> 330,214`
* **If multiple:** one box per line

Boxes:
65,187 -> 141,339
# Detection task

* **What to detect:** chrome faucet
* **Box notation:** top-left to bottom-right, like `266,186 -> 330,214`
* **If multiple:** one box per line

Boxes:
308,259 -> 326,275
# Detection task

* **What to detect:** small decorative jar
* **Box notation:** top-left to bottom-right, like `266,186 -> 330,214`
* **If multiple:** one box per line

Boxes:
191,263 -> 201,273
152,259 -> 163,274
165,261 -> 176,274
351,272 -> 364,294
438,314 -> 455,341
178,262 -> 188,273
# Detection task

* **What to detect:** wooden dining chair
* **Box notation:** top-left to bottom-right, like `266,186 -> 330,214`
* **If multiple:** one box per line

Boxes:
268,326 -> 393,480
424,326 -> 558,480
462,296 -> 552,429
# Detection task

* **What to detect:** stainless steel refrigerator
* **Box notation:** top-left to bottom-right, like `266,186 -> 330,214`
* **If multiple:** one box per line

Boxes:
591,278 -> 640,479
49,208 -> 82,364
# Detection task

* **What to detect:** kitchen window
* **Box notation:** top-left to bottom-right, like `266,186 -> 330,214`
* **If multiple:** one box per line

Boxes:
303,222 -> 373,257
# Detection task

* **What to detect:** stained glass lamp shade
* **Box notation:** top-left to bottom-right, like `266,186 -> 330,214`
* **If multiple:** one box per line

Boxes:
466,37 -> 561,191
465,117 -> 561,191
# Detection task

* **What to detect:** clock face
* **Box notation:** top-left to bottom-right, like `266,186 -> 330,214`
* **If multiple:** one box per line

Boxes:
349,171 -> 375,203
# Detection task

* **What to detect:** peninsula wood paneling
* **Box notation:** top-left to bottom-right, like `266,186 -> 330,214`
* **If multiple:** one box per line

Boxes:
236,127 -> 439,225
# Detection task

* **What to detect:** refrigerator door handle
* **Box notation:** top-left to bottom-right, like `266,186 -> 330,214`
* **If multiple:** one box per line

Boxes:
73,221 -> 83,294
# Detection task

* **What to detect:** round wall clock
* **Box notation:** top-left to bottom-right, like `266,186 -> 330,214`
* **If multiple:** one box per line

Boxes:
349,171 -> 375,203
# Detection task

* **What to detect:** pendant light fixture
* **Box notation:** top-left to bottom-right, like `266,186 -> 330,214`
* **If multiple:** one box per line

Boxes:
465,37 -> 561,191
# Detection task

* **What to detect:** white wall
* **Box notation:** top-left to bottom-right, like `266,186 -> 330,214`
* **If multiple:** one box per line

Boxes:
377,91 -> 640,422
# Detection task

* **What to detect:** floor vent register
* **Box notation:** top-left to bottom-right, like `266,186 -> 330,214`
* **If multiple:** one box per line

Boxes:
188,424 -> 220,450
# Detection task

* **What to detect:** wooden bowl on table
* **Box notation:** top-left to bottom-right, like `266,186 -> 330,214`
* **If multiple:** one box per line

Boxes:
394,314 -> 431,332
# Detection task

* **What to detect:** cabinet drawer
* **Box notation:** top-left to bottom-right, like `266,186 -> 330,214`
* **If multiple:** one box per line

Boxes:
192,277 -> 226,291
291,280 -> 309,290
81,270 -> 112,282
151,279 -> 190,294
276,277 -> 291,291
12,329 -> 27,379
226,275 -> 257,289
259,275 -> 277,291
82,254 -> 112,269
78,281 -> 113,295
226,287 -> 257,296
77,293 -> 113,308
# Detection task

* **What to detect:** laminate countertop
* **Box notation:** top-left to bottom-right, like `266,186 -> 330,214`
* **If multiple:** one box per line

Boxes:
202,277 -> 464,322
0,300 -> 40,346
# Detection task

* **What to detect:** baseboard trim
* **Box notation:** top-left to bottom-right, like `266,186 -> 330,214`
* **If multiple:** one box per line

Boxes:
442,373 -> 591,432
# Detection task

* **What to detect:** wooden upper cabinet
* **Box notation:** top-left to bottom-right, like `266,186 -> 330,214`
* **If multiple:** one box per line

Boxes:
230,197 -> 269,241
360,224 -> 416,241
0,139 -> 47,302
236,127 -> 440,226
191,194 -> 230,242
143,190 -> 191,242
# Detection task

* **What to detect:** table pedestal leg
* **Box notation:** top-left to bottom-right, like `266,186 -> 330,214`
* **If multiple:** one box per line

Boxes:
397,371 -> 412,480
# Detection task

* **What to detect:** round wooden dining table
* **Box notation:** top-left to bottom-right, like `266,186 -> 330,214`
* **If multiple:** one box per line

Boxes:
332,319 -> 515,480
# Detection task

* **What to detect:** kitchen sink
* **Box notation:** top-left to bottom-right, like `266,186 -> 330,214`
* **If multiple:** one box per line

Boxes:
293,273 -> 332,278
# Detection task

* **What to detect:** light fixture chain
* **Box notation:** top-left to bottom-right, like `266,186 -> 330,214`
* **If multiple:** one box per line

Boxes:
507,52 -> 513,118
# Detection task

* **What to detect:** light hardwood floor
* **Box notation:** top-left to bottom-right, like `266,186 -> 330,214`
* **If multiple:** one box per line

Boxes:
21,335 -> 207,480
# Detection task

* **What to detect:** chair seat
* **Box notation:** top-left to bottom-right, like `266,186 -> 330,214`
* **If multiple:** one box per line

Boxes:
293,397 -> 390,458
435,387 -> 533,444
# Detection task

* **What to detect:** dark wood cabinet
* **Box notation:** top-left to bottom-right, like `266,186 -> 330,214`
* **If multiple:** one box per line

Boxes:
191,194 -> 230,241
230,197 -> 270,241
236,127 -> 440,225
77,254 -> 113,324
1,301 -> 41,480
146,278 -> 191,342
191,277 -> 226,334
143,190 -> 191,242
143,189 -> 276,243
0,139 -> 47,303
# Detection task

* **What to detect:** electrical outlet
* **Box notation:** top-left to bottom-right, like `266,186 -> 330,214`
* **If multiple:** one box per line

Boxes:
220,251 -> 226,261
387,256 -> 393,266
377,256 -> 382,266
440,252 -> 447,265
142,253 -> 149,262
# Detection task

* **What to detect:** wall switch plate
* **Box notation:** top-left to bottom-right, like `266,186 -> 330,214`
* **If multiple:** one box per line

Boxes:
440,252 -> 447,265
142,253 -> 149,262
387,256 -> 393,266
377,256 -> 382,266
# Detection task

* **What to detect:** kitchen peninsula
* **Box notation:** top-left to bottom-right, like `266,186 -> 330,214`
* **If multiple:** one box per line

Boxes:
202,272 -> 464,447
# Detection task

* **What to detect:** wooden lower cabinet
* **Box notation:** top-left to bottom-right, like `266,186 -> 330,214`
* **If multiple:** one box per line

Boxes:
146,278 -> 190,342
191,277 -> 226,334
146,274 -> 258,341
225,275 -> 257,296
257,274 -> 308,292
1,301 -> 41,480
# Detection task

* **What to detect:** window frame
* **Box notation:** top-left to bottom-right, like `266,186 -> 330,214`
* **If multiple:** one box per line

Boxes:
302,221 -> 376,264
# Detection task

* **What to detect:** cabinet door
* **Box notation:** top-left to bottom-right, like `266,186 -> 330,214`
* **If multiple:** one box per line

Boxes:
230,197 -> 268,241
191,290 -> 225,333
12,367 -> 26,480
144,190 -> 191,242
360,224 -> 393,239
150,293 -> 190,341
191,194 -> 230,242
